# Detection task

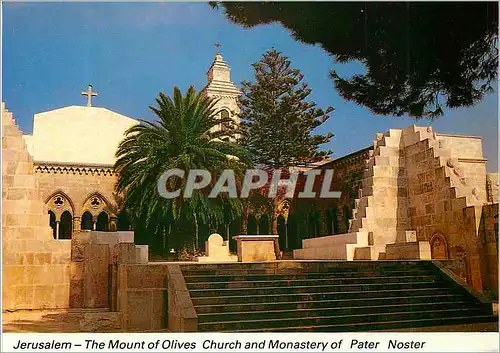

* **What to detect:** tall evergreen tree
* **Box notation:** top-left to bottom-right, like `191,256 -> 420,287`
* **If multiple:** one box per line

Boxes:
239,49 -> 334,168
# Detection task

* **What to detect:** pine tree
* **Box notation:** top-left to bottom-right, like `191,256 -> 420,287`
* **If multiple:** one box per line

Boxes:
239,48 -> 334,168
213,2 -> 498,119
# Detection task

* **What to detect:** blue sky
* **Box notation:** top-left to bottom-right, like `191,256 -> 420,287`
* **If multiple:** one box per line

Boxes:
3,2 -> 498,171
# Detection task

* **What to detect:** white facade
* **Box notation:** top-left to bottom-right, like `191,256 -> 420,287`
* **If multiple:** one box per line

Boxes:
23,106 -> 138,165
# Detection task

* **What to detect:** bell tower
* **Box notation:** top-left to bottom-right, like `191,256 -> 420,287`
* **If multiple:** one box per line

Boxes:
202,43 -> 241,131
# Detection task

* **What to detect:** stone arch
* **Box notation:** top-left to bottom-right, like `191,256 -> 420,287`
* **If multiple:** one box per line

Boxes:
247,215 -> 257,235
48,210 -> 57,239
277,214 -> 287,250
59,210 -> 73,239
219,108 -> 232,133
342,205 -> 351,232
325,205 -> 339,235
80,191 -> 114,217
259,214 -> 270,234
44,190 -> 75,221
429,232 -> 449,259
81,211 -> 93,231
96,211 -> 110,231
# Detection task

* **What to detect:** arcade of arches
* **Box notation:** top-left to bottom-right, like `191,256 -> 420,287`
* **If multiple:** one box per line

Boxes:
44,189 -> 131,240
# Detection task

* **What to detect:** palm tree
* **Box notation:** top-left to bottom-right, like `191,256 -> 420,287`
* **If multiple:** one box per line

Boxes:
114,86 -> 251,254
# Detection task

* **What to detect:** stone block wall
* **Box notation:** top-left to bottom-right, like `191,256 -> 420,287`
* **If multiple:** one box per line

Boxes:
487,173 -> 499,203
35,165 -> 118,231
402,128 -> 491,291
2,103 -> 72,310
478,203 -> 499,296
117,263 -> 169,331
70,231 -> 138,309
293,124 -> 498,293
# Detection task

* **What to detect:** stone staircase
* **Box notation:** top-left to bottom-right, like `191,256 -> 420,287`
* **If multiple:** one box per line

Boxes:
2,103 -> 72,310
180,261 -> 496,332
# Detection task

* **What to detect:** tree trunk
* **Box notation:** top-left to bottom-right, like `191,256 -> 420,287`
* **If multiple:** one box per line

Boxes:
194,214 -> 199,251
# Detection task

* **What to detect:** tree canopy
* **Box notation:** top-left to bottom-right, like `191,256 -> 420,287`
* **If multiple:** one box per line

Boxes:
211,2 -> 498,119
239,48 -> 334,168
114,86 -> 251,252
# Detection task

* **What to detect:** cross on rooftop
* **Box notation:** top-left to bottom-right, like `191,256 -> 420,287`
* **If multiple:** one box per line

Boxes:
81,84 -> 98,107
215,42 -> 221,55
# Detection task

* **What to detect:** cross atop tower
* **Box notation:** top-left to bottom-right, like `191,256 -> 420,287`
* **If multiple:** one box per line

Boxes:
215,42 -> 221,55
81,84 -> 98,107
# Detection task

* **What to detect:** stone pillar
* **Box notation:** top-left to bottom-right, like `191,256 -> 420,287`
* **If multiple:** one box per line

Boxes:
56,221 -> 60,240
241,215 -> 247,234
92,218 -> 96,231
110,217 -> 117,232
319,211 -> 328,237
285,221 -> 289,249
73,216 -> 81,232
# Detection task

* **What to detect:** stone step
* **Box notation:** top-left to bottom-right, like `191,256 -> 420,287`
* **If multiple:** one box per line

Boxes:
180,261 -> 434,276
186,275 -> 439,290
229,314 -> 498,332
197,301 -> 472,323
185,261 -> 496,332
302,232 -> 369,249
194,293 -> 469,314
183,269 -> 435,283
188,281 -> 445,298
191,287 -> 454,306
198,307 -> 487,332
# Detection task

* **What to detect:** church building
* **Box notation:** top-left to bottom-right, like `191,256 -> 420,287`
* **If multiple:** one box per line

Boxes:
22,49 -> 241,240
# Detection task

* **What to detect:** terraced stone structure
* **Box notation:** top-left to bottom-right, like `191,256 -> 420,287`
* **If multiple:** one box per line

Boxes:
293,126 -> 499,296
2,101 -> 497,332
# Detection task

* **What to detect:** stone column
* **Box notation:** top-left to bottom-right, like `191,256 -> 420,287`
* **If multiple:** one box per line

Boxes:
73,216 -> 81,232
92,218 -> 96,231
272,218 -> 278,235
110,217 -> 117,232
55,221 -> 60,239
241,215 -> 247,234
285,221 -> 289,250
317,211 -> 326,237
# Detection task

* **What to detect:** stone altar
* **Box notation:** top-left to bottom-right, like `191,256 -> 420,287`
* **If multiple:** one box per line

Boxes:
232,235 -> 279,262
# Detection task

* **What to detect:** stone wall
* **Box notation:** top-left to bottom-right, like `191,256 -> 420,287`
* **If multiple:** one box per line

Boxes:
117,263 -> 168,331
293,125 -> 498,293
403,128 -> 490,291
478,203 -> 499,296
487,173 -> 499,203
2,103 -> 72,310
35,163 -> 118,230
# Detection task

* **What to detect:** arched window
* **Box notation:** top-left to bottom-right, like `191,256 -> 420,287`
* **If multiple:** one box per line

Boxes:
308,210 -> 321,238
325,206 -> 339,235
247,215 -> 257,235
220,109 -> 232,133
81,211 -> 93,231
259,214 -> 270,235
277,215 -> 287,250
96,211 -> 109,231
59,211 -> 73,239
48,211 -> 57,239
343,205 -> 350,232
430,233 -> 448,259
